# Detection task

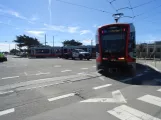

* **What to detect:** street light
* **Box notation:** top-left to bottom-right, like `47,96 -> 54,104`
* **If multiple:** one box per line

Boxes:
52,35 -> 58,47
5,41 -> 10,53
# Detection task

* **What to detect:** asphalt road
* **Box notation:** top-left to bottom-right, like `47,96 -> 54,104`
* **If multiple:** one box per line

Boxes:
0,55 -> 161,120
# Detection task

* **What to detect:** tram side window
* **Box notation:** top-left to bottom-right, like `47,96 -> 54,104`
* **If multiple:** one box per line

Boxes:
55,49 -> 60,53
157,48 -> 160,52
82,48 -> 87,51
63,49 -> 67,53
150,48 -> 153,52
96,44 -> 99,53
36,49 -> 50,54
92,48 -> 96,53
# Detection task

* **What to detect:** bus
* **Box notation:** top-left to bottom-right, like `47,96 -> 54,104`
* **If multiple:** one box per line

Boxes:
96,23 -> 136,74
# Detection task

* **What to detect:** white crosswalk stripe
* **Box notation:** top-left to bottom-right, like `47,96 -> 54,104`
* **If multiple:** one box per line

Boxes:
108,105 -> 161,120
138,94 -> 161,107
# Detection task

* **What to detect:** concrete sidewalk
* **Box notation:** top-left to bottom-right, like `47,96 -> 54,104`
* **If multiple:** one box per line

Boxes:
137,59 -> 161,72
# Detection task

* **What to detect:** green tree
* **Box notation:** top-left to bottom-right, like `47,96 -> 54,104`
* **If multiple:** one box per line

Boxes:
138,44 -> 145,58
62,39 -> 82,46
10,49 -> 19,55
13,35 -> 41,49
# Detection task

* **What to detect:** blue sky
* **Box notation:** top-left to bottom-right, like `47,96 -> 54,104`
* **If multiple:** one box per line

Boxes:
0,0 -> 161,51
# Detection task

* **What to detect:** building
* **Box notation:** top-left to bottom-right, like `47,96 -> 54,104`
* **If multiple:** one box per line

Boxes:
136,41 -> 161,58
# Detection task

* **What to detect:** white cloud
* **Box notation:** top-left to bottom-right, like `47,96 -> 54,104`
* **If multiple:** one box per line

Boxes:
4,9 -> 27,20
26,30 -> 45,37
93,24 -> 97,28
80,30 -> 91,35
82,39 -> 91,45
30,15 -> 39,21
43,23 -> 65,32
82,39 -> 96,45
0,5 -> 38,24
43,23 -> 79,33
67,27 -> 79,33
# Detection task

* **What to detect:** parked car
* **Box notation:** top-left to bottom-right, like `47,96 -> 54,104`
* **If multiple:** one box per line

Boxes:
64,49 -> 91,60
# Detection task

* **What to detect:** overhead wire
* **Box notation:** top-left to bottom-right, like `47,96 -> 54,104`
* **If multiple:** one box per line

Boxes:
106,0 -> 118,13
134,4 -> 161,17
132,0 -> 155,9
127,0 -> 135,21
55,0 -> 113,14
116,0 -> 158,19
0,0 -> 160,28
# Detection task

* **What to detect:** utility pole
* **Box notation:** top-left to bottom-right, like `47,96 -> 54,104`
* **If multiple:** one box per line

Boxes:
45,34 -> 46,46
154,41 -> 156,67
91,39 -> 93,46
53,36 -> 54,47
9,44 -> 10,53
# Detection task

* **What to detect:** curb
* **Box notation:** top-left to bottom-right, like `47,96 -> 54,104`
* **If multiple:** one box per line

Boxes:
143,63 -> 161,73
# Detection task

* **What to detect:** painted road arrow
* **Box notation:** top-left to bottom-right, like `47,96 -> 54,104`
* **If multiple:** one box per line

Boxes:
80,90 -> 127,103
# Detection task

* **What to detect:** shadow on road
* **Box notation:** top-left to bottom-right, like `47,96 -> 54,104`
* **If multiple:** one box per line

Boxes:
62,58 -> 92,61
13,56 -> 26,58
28,57 -> 60,59
99,63 -> 161,86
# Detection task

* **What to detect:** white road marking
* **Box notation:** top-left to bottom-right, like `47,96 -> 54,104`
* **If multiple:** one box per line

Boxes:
36,72 -> 50,75
54,65 -> 61,67
0,74 -> 90,91
99,76 -> 105,81
107,105 -> 161,120
138,94 -> 161,107
93,84 -> 112,90
121,78 -> 132,82
157,88 -> 161,92
136,73 -> 143,77
112,90 -> 127,103
0,108 -> 15,116
92,65 -> 96,68
61,70 -> 72,72
77,72 -> 85,75
81,68 -> 89,70
24,72 -> 28,76
0,90 -> 14,95
1,76 -> 19,80
81,90 -> 126,103
80,98 -> 116,103
48,93 -> 75,102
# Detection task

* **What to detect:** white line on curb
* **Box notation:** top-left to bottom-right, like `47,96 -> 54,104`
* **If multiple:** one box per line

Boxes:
145,63 -> 160,72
